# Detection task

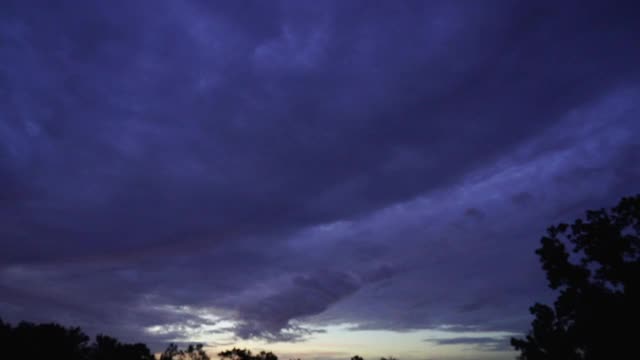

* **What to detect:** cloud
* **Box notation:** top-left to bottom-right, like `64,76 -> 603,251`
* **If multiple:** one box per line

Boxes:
0,0 -> 639,352
232,266 -> 397,341
463,208 -> 485,220
511,192 -> 534,206
426,336 -> 513,352
232,271 -> 360,341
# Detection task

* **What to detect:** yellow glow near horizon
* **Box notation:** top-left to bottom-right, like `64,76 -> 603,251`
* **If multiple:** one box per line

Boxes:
146,319 -> 517,360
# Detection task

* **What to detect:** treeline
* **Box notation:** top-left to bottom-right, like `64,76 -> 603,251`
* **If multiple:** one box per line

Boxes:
0,318 -> 156,360
0,318 -> 386,360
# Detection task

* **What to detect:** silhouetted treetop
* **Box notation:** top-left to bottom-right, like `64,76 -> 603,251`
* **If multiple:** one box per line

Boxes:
160,343 -> 210,360
0,319 -> 153,360
92,334 -> 154,360
512,194 -> 640,359
218,348 -> 277,360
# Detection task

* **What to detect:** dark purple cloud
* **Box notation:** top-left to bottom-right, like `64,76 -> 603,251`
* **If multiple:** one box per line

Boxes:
1,0 -> 639,357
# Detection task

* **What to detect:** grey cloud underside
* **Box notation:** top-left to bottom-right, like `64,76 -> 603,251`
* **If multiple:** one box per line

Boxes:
426,336 -> 513,352
232,271 -> 360,342
1,0 -> 640,347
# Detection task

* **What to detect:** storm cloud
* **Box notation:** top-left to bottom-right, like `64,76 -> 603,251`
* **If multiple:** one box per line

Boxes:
1,0 -> 639,358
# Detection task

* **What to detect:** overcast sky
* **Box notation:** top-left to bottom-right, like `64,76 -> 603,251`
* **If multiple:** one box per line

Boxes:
1,1 -> 639,359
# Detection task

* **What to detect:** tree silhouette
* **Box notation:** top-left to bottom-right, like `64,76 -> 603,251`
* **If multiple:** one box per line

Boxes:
9,321 -> 90,360
218,348 -> 254,360
0,319 -> 153,360
160,343 -> 180,360
161,343 -> 210,360
185,344 -> 211,360
92,334 -> 154,360
255,350 -> 278,360
218,348 -> 277,360
511,194 -> 640,359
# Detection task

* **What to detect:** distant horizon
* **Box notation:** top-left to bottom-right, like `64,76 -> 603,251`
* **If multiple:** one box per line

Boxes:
1,318 -> 518,360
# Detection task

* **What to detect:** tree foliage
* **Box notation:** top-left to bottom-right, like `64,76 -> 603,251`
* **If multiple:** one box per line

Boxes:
512,194 -> 640,359
0,319 -> 153,360
161,343 -> 210,360
218,347 -> 278,360
92,334 -> 155,360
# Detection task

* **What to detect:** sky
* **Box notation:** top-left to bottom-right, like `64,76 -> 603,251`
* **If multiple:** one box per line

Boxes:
1,0 -> 639,359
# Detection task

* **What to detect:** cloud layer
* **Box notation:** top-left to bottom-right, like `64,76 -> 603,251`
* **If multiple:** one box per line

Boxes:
1,0 -> 639,357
